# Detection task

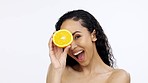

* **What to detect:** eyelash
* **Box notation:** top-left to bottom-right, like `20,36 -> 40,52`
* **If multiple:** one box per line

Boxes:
74,35 -> 81,40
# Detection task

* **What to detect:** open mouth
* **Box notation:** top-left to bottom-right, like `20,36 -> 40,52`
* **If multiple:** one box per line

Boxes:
73,50 -> 85,62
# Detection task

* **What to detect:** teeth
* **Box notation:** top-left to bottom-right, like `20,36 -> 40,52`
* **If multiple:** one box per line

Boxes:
74,50 -> 83,56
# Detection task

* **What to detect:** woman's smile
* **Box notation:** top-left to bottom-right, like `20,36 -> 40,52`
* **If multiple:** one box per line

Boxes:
72,50 -> 85,62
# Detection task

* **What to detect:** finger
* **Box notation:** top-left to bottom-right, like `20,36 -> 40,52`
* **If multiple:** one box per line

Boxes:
49,32 -> 57,53
63,45 -> 71,57
48,37 -> 56,61
60,45 -> 71,63
49,35 -> 53,52
49,32 -> 57,49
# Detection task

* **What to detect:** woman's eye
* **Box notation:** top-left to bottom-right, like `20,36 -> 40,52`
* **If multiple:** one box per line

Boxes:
74,35 -> 81,40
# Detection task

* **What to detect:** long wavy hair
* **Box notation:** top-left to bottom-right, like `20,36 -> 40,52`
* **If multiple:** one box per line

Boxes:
55,9 -> 116,67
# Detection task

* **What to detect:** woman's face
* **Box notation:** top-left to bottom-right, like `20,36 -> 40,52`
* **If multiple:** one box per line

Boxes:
60,19 -> 96,66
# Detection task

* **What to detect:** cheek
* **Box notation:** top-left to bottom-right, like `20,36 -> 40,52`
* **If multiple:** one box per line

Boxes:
83,38 -> 94,57
81,39 -> 92,47
67,51 -> 72,57
67,51 -> 75,59
77,36 -> 92,46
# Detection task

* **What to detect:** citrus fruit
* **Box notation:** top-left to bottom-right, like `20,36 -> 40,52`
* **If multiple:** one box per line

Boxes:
53,29 -> 73,48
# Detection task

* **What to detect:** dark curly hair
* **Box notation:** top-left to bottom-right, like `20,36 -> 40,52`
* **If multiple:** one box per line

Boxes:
55,9 -> 116,67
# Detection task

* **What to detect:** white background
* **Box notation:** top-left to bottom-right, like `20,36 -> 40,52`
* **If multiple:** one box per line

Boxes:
0,0 -> 148,83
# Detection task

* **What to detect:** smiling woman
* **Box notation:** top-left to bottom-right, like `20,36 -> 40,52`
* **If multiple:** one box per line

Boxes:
46,9 -> 130,83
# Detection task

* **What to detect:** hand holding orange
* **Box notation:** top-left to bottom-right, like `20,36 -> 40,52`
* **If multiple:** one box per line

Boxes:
53,29 -> 73,48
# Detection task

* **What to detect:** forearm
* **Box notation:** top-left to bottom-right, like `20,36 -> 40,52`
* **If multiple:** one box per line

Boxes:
46,64 -> 63,83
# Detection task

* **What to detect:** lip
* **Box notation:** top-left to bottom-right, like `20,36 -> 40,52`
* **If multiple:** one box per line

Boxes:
72,50 -> 85,62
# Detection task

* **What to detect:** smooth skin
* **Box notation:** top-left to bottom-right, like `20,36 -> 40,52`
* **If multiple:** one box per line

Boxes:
46,19 -> 130,83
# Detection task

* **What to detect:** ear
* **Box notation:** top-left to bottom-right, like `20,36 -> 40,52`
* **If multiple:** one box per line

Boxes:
91,30 -> 97,42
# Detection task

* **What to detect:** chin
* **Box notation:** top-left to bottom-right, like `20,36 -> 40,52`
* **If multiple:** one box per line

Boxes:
78,60 -> 90,67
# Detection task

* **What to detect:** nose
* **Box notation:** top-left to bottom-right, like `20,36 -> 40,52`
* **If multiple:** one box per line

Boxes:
70,41 -> 77,50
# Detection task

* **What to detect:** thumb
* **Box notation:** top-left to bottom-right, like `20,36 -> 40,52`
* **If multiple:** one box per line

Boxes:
63,45 -> 71,57
60,45 -> 71,62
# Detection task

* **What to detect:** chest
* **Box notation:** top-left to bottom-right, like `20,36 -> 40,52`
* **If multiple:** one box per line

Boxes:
62,73 -> 110,83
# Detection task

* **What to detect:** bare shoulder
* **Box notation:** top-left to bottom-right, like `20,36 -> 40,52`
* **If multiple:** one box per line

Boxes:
107,69 -> 130,83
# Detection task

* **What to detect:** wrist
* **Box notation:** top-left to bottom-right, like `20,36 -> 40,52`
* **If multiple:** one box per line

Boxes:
47,64 -> 64,83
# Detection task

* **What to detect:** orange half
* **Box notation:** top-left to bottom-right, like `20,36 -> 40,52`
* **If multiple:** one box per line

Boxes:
53,29 -> 73,48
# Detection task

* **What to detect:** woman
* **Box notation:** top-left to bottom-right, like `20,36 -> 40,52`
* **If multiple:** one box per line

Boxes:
47,10 -> 130,83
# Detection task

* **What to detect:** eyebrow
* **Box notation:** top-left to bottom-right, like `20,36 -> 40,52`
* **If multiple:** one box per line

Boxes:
72,31 -> 81,36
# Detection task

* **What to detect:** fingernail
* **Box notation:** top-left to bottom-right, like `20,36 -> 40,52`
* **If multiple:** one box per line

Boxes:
67,45 -> 71,48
